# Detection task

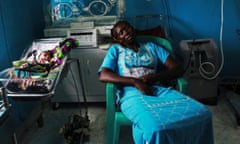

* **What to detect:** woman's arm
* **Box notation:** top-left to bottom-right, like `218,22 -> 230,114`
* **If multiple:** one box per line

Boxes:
99,68 -> 134,84
99,68 -> 154,95
140,55 -> 184,84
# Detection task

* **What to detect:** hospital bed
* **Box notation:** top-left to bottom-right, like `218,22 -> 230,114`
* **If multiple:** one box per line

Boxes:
0,38 -> 77,98
0,37 -> 78,143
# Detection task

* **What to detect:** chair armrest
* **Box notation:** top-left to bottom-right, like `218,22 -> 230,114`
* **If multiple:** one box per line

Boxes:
106,82 -> 117,142
177,77 -> 188,94
106,82 -> 116,123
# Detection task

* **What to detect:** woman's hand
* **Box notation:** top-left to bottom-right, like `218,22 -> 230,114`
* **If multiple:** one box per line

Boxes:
133,79 -> 154,95
139,73 -> 156,85
99,68 -> 154,95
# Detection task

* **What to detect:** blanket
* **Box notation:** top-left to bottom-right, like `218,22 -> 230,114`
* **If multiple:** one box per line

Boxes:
0,38 -> 78,94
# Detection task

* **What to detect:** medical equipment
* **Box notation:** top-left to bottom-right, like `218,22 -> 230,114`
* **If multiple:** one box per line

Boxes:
44,27 -> 69,38
70,21 -> 94,29
68,28 -> 98,48
51,0 -> 119,22
179,39 -> 219,104
96,25 -> 113,49
82,0 -> 117,16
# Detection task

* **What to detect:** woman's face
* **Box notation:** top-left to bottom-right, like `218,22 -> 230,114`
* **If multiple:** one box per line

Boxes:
113,21 -> 136,44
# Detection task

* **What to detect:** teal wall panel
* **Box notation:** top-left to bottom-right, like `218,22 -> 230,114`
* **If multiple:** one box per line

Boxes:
0,0 -> 45,70
0,1 -> 10,70
0,0 -> 46,135
122,0 -> 240,77
0,0 -> 240,76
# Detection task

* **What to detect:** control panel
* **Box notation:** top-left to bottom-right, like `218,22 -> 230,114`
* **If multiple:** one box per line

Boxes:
68,28 -> 98,48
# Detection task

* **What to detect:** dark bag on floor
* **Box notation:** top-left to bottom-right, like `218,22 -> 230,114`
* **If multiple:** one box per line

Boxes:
59,114 -> 90,144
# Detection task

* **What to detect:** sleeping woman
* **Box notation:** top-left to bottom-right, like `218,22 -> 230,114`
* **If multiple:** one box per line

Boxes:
98,21 -> 214,144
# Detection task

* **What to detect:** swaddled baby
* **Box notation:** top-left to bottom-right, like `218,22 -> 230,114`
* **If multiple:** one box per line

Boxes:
8,38 -> 78,91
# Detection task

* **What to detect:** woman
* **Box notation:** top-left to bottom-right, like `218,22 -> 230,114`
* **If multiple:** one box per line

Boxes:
98,21 -> 213,144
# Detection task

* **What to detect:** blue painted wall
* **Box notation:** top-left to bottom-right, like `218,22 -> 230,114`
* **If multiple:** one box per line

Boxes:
0,1 -> 10,70
1,0 -> 240,76
122,0 -> 240,77
0,0 -> 45,70
123,0 -> 166,29
168,0 -> 240,77
0,0 -> 46,134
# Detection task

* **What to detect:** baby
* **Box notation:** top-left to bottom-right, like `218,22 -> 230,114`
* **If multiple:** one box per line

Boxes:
8,38 -> 78,91
37,50 -> 53,65
12,38 -> 78,77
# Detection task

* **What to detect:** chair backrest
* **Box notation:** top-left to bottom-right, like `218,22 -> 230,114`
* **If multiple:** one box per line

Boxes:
136,35 -> 174,57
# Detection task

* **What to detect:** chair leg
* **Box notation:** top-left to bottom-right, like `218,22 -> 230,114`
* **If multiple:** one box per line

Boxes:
113,121 -> 120,144
107,122 -> 114,144
106,117 -> 115,144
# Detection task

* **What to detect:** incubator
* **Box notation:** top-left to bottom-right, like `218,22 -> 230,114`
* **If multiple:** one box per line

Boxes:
50,0 -> 120,23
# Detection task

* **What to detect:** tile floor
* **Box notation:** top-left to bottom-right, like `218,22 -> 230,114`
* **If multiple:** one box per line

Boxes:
19,88 -> 240,144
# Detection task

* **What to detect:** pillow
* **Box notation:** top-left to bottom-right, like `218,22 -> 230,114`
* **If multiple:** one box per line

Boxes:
136,26 -> 165,38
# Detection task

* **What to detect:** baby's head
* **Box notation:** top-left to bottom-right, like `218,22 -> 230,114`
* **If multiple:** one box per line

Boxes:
38,51 -> 53,64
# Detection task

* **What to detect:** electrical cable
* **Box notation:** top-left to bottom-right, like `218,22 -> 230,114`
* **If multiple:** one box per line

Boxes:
76,59 -> 89,118
198,0 -> 225,80
162,0 -> 225,80
199,55 -> 216,75
162,0 -> 172,39
67,58 -> 90,143
69,58 -> 88,118
69,59 -> 82,115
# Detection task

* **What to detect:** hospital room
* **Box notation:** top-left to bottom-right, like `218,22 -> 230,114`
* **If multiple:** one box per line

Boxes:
1,0 -> 240,144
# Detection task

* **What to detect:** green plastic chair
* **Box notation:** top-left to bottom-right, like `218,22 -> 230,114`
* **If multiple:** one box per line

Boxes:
106,36 -> 188,144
